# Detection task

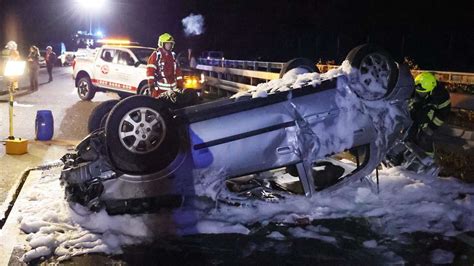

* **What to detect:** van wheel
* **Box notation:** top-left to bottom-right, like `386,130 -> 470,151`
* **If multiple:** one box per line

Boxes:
105,95 -> 179,174
138,84 -> 152,96
88,100 -> 119,133
345,44 -> 398,101
77,77 -> 96,101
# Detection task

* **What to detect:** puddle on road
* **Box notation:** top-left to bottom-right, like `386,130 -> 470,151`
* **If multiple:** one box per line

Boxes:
115,219 -> 473,265
31,218 -> 474,265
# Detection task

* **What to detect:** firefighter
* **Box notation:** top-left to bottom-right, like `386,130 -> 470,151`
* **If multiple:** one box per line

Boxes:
408,72 -> 451,157
146,33 -> 183,99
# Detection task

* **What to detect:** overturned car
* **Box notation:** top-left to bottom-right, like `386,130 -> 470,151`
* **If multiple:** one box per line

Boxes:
61,44 -> 414,214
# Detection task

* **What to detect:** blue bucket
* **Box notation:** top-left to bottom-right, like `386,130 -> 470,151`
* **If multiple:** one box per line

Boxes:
35,110 -> 54,141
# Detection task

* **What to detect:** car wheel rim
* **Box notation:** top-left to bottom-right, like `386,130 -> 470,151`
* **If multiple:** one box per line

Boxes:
141,87 -> 151,96
78,80 -> 89,97
357,53 -> 392,99
118,107 -> 166,154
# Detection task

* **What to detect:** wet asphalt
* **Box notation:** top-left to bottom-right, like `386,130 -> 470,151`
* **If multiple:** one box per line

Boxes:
0,66 -> 117,220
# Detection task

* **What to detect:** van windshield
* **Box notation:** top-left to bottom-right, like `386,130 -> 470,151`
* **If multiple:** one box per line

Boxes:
130,48 -> 155,64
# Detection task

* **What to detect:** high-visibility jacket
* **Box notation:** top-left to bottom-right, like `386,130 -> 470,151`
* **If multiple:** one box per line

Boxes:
146,47 -> 182,92
409,83 -> 451,132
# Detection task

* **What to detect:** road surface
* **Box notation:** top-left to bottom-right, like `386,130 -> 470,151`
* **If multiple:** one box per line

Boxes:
0,66 -> 117,220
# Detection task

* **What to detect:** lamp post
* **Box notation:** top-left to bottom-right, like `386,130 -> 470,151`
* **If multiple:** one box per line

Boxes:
4,60 -> 28,155
76,0 -> 106,34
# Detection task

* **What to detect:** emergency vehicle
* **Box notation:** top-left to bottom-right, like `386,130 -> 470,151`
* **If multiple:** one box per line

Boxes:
72,40 -> 202,100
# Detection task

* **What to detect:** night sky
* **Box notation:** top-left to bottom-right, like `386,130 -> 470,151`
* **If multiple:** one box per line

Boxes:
0,0 -> 473,71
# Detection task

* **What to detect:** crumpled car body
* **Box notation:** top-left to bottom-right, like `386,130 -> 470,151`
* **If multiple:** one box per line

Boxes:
60,44 -> 414,214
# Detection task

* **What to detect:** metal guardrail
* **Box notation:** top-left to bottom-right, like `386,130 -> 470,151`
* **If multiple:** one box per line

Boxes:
196,58 -> 283,96
196,58 -> 474,109
411,70 -> 474,86
198,58 -> 284,73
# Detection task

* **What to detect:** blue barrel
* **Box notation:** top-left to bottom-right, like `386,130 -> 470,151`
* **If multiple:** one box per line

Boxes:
35,110 -> 54,141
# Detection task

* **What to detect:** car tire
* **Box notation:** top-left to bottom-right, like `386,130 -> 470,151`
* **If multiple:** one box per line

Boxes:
345,44 -> 398,101
88,100 -> 120,133
105,95 -> 179,174
138,84 -> 152,96
279,58 -> 318,78
77,76 -> 96,101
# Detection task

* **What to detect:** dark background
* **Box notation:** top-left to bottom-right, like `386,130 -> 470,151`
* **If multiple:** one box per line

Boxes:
0,0 -> 473,71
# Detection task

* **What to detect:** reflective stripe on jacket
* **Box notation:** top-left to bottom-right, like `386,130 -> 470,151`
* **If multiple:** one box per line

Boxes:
146,48 -> 182,87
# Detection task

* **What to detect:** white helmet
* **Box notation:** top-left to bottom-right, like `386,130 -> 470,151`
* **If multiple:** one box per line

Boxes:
46,46 -> 52,50
5,41 -> 17,51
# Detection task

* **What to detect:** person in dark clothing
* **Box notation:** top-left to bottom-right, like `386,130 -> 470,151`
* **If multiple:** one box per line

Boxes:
27,45 -> 40,91
45,46 -> 56,82
408,72 -> 451,157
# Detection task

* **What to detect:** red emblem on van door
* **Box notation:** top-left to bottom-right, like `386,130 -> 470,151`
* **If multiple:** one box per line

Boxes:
101,65 -> 109,74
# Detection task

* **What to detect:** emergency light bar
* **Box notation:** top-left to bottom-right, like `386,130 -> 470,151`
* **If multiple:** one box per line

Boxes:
97,39 -> 136,45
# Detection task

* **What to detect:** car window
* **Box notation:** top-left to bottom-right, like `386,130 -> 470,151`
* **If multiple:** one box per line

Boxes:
101,49 -> 116,63
117,51 -> 135,66
129,48 -> 154,64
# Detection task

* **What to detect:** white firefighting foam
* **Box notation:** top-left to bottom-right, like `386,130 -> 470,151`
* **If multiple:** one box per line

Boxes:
13,148 -> 474,263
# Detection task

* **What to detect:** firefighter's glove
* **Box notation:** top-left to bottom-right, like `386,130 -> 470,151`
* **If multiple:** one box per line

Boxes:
158,90 -> 178,103
415,125 -> 434,145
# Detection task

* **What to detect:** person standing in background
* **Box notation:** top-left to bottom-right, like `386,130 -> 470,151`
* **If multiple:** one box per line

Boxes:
27,45 -> 40,91
45,46 -> 56,82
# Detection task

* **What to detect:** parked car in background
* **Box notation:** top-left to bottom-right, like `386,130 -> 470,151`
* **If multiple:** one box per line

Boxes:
58,52 -> 75,66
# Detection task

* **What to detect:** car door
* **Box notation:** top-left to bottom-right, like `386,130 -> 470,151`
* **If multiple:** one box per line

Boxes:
114,50 -> 136,92
93,48 -> 117,89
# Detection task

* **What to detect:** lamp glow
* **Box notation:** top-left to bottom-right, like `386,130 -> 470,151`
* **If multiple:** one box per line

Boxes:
77,0 -> 106,10
4,61 -> 26,77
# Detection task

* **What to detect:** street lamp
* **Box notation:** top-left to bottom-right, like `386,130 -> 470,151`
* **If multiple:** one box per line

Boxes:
4,60 -> 28,155
4,60 -> 26,77
76,0 -> 106,34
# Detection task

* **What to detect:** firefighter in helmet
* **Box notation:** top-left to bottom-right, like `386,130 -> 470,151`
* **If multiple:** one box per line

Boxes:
146,33 -> 183,98
408,72 -> 451,157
